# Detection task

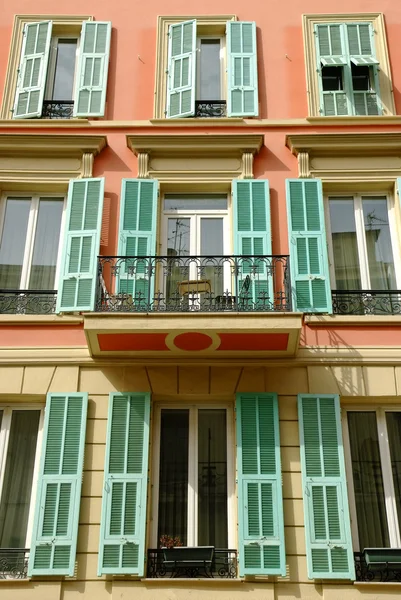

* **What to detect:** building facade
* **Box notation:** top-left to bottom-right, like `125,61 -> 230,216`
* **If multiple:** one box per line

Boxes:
0,1 -> 400,599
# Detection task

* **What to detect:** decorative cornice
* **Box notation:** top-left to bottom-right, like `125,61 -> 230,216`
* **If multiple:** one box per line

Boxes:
286,132 -> 401,156
127,134 -> 263,155
0,134 -> 107,157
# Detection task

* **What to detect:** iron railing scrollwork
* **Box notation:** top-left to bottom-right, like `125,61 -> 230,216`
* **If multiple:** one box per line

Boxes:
41,100 -> 74,119
0,290 -> 57,315
0,549 -> 29,579
146,548 -> 237,578
97,254 -> 291,313
354,552 -> 401,582
195,101 -> 227,118
332,290 -> 401,315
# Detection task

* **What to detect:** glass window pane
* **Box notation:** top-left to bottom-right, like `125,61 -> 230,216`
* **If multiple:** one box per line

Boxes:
385,412 -> 401,535
28,199 -> 63,290
329,198 -> 362,290
362,197 -> 396,290
200,218 -> 224,297
0,410 -> 40,548
348,411 -> 389,549
164,195 -> 227,211
0,199 -> 31,289
198,409 -> 228,547
322,66 -> 344,91
51,39 -> 77,100
167,218 -> 190,257
198,39 -> 221,100
351,64 -> 371,91
158,410 -> 189,546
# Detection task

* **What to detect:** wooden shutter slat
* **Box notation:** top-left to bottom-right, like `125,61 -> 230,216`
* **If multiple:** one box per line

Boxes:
98,393 -> 150,576
166,20 -> 196,118
28,393 -> 88,576
298,394 -> 355,580
226,21 -> 258,117
286,178 -> 332,313
74,21 -> 111,117
236,393 -> 286,576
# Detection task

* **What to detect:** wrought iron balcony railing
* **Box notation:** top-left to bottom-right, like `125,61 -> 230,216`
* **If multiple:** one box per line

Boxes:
0,290 -> 57,315
0,549 -> 29,579
41,100 -> 74,119
97,254 -> 291,313
195,100 -> 227,118
147,548 -> 237,578
354,551 -> 401,582
332,290 -> 401,315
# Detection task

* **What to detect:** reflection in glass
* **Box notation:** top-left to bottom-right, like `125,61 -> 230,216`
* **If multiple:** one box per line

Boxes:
329,198 -> 361,290
51,40 -> 77,100
362,197 -> 396,290
201,218 -> 224,297
29,199 -> 63,290
0,199 -> 30,289
198,39 -> 221,100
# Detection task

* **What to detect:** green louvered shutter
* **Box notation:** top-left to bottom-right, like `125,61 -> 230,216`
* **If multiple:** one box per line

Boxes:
315,24 -> 349,116
98,393 -> 150,575
298,394 -> 355,580
166,20 -> 196,118
236,393 -> 285,576
286,179 -> 332,313
226,21 -> 258,117
346,23 -> 380,115
117,179 -> 158,308
233,180 -> 272,309
13,21 -> 52,119
56,178 -> 104,313
28,393 -> 88,576
73,21 -> 111,117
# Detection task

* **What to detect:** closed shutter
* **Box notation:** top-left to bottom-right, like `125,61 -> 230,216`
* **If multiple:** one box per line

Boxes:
286,179 -> 332,313
13,21 -> 52,119
233,180 -> 272,308
73,21 -> 111,117
98,393 -> 151,575
346,23 -> 380,116
236,393 -> 286,576
117,179 -> 158,308
28,393 -> 88,576
166,20 -> 196,118
315,24 -> 348,116
56,178 -> 104,313
226,21 -> 258,117
298,394 -> 355,580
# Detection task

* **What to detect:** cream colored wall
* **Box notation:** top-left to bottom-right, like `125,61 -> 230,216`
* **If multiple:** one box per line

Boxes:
0,363 -> 400,599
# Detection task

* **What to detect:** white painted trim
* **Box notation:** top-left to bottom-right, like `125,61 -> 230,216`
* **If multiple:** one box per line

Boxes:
25,407 -> 45,549
342,409 -> 360,552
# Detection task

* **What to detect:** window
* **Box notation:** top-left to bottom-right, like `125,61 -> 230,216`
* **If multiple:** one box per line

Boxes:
155,16 -> 258,119
1,16 -> 111,120
303,13 -> 395,117
151,404 -> 235,548
0,194 -> 65,291
0,407 -> 43,560
344,408 -> 401,550
325,193 -> 400,292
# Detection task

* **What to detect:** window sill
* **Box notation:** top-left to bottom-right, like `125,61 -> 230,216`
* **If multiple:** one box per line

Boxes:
304,314 -> 401,326
141,578 -> 244,584
0,314 -> 83,325
354,581 -> 401,587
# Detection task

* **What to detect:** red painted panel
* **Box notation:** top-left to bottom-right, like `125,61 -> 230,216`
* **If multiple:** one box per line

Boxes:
98,333 -> 169,351
173,332 -> 213,351
217,333 -> 289,351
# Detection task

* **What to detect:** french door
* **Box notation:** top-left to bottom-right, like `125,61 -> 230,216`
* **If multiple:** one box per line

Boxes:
151,405 -> 234,548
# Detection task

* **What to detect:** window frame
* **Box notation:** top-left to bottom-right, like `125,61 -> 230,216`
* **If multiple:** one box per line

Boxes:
0,405 -> 44,550
0,191 -> 67,291
154,15 -> 237,119
303,13 -> 395,117
45,34 -> 80,102
149,402 -> 236,549
1,14 -> 93,120
324,191 -> 401,291
342,405 -> 401,551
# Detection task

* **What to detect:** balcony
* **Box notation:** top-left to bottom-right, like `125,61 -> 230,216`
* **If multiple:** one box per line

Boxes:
97,254 -> 291,314
41,101 -> 74,119
332,290 -> 401,315
147,548 -> 237,578
354,551 -> 401,582
0,549 -> 29,579
0,290 -> 57,315
194,101 -> 227,118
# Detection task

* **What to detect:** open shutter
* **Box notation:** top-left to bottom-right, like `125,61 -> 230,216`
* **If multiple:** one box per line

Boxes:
13,21 -> 52,119
226,21 -> 258,117
298,394 -> 355,580
315,24 -> 348,116
56,178 -> 104,313
98,393 -> 150,575
346,23 -> 380,115
73,21 -> 111,117
233,180 -> 273,309
166,20 -> 196,118
236,393 -> 285,576
286,178 -> 332,313
117,179 -> 158,308
28,393 -> 88,576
